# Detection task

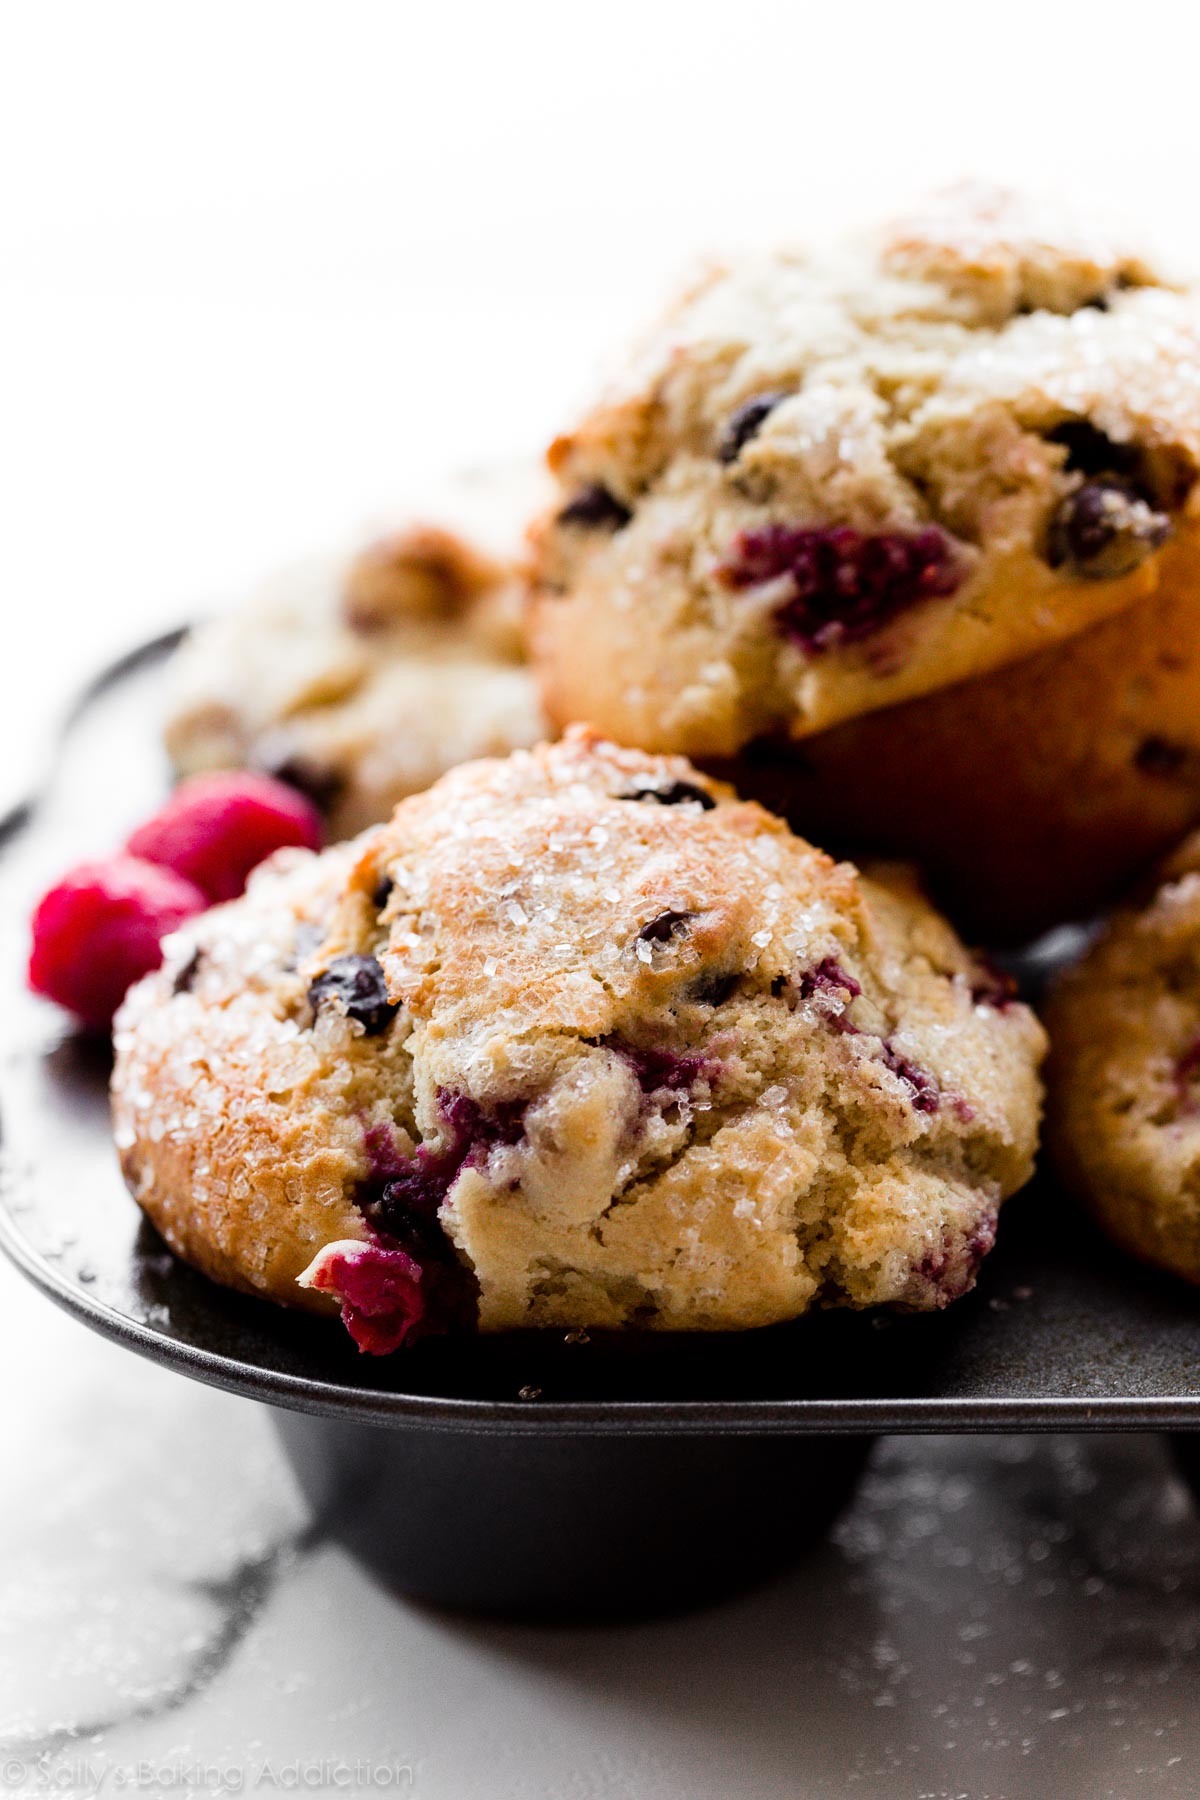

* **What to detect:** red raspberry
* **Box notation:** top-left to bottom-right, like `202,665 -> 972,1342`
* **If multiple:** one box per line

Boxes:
298,1238 -> 427,1354
126,772 -> 323,904
28,855 -> 207,1031
719,523 -> 962,654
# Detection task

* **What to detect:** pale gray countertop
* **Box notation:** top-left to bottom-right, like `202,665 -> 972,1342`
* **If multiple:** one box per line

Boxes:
1,1247 -> 1198,1798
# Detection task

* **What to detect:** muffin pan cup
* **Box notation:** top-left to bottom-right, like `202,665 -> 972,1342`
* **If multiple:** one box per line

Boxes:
3,636 -> 1200,1619
273,1412 -> 874,1618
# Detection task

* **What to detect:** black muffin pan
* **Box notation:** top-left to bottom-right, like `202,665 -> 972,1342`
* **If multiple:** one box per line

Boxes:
3,637 -> 1199,1619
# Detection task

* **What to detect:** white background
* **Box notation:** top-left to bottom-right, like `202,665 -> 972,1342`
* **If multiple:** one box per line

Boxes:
5,7 -> 1200,1794
4,0 -> 1200,786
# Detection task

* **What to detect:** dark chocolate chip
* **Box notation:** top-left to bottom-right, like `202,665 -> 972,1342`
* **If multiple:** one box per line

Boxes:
1135,735 -> 1191,778
307,953 -> 398,1035
1048,420 -> 1141,481
556,484 -> 632,531
717,390 -> 791,464
622,780 -> 717,811
690,969 -> 738,1006
1046,479 -> 1171,579
637,909 -> 696,945
256,752 -> 345,816
171,947 -> 202,996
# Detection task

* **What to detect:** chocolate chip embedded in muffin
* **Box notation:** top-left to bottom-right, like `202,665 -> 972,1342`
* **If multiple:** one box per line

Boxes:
621,778 -> 717,810
636,909 -> 697,945
717,391 -> 792,464
1048,419 -> 1143,481
170,946 -> 203,997
308,954 -> 398,1036
1046,480 -> 1171,580
255,751 -> 346,818
556,484 -> 632,531
1134,735 -> 1192,779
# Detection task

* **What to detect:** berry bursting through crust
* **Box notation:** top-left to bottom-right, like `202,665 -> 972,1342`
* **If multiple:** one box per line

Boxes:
719,524 -> 964,655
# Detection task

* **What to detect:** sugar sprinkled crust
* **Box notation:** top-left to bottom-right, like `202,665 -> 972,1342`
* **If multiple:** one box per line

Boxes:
112,841 -> 376,1309
1046,833 -> 1200,1285
531,185 -> 1200,755
165,510 -> 548,839
113,731 -> 1045,1344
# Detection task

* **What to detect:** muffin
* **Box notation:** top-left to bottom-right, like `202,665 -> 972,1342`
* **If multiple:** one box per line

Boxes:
732,529 -> 1200,944
531,185 -> 1200,757
165,501 -> 549,840
112,730 -> 1045,1352
1046,831 -> 1200,1286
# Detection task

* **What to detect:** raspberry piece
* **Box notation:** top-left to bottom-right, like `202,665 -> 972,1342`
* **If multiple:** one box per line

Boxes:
297,1238 -> 426,1355
361,1091 -> 526,1242
28,855 -> 207,1031
880,1040 -> 941,1114
127,772 -> 323,904
912,1212 -> 997,1307
719,523 -> 962,654
797,957 -> 862,1003
601,1036 -> 712,1096
343,1094 -> 518,1347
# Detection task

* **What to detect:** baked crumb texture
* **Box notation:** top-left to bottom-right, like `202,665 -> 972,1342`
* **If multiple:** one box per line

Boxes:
113,730 -> 1045,1345
1047,831 -> 1200,1285
531,185 -> 1200,755
165,516 -> 548,839
722,527 -> 1200,943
